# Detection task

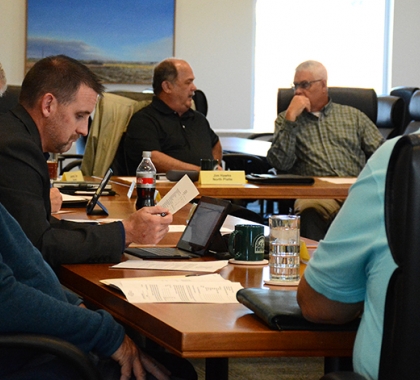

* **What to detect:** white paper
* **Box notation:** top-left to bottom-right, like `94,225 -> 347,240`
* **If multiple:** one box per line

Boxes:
101,274 -> 242,303
318,177 -> 357,184
61,193 -> 89,203
157,175 -> 199,214
112,259 -> 229,272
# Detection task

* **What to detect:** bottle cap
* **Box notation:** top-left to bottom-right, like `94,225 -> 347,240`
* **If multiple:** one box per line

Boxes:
143,151 -> 152,158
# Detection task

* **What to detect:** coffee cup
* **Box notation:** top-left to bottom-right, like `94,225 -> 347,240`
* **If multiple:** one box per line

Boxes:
228,224 -> 265,261
200,158 -> 219,170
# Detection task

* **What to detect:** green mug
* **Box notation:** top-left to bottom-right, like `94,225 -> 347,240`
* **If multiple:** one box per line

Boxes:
228,224 -> 265,261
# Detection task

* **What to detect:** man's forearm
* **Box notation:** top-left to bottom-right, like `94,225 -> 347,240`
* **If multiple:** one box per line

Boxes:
297,275 -> 363,324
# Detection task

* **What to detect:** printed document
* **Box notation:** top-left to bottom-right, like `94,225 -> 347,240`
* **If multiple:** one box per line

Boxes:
101,273 -> 242,303
112,260 -> 229,272
157,174 -> 199,214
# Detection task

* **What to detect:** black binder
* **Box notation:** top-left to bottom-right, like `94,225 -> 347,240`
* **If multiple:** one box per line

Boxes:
236,288 -> 360,331
245,174 -> 314,185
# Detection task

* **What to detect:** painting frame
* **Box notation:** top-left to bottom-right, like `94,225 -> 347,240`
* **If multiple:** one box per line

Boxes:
25,0 -> 175,85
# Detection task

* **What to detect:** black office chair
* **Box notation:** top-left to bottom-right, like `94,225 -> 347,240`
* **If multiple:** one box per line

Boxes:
192,89 -> 208,116
222,153 -> 270,220
277,87 -> 378,123
321,133 -> 420,380
222,153 -> 269,175
403,89 -> 420,135
390,86 -> 419,131
0,334 -> 100,380
0,85 -> 21,114
376,95 -> 405,139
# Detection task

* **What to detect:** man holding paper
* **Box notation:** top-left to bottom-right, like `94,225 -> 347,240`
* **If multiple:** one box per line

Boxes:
0,55 -> 172,269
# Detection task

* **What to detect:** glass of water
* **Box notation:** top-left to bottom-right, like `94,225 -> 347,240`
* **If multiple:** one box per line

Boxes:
268,215 -> 300,281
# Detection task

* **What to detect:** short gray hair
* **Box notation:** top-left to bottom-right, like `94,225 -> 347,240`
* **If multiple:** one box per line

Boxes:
0,62 -> 7,97
295,60 -> 328,81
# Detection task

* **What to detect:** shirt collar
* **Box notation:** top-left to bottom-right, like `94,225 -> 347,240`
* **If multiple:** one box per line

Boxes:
151,96 -> 194,118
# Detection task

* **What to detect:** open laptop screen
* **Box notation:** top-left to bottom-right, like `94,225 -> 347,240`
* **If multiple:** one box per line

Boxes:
177,197 -> 230,255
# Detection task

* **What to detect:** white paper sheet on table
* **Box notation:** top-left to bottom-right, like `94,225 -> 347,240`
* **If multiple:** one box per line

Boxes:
101,273 -> 242,303
318,177 -> 357,184
112,259 -> 229,272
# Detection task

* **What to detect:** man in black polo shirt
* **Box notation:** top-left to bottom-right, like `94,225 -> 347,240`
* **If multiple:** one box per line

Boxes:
122,58 -> 222,174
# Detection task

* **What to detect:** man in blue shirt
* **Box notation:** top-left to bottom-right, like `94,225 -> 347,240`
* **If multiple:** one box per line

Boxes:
297,134 -> 405,379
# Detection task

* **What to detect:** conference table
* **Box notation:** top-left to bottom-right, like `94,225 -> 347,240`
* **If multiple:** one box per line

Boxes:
111,176 -> 354,200
58,181 -> 356,380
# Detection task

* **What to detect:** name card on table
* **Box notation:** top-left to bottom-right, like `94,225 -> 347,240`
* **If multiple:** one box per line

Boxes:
199,170 -> 246,185
62,170 -> 84,181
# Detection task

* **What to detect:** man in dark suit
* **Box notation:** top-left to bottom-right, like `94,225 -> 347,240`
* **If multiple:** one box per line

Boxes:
0,55 -> 172,269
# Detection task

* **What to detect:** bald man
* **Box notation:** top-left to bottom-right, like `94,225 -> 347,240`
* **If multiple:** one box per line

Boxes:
121,58 -> 222,174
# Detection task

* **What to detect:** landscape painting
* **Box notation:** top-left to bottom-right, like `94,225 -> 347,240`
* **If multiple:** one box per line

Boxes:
26,0 -> 175,84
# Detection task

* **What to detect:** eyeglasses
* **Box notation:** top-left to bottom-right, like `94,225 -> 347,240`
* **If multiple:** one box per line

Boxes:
291,79 -> 322,91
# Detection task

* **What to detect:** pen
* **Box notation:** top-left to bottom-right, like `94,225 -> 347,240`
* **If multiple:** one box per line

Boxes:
160,212 -> 167,217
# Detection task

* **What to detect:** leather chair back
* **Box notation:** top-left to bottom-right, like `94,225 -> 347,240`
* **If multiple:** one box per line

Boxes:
0,85 -> 21,114
390,86 -> 419,130
277,87 -> 377,123
403,90 -> 420,135
381,133 -> 420,379
376,95 -> 405,139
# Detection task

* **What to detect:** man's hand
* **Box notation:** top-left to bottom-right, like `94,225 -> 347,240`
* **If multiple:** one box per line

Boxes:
50,187 -> 63,213
285,95 -> 311,122
111,335 -> 171,380
122,206 -> 172,246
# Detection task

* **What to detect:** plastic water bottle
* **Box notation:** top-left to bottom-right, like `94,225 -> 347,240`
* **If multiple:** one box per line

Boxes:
135,151 -> 156,210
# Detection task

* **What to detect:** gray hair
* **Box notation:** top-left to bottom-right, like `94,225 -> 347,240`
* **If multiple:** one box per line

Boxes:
0,63 -> 7,97
295,60 -> 328,81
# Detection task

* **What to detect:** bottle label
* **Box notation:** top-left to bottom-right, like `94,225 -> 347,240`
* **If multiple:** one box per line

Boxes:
137,176 -> 156,186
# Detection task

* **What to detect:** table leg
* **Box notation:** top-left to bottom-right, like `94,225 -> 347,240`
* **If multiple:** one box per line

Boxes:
205,358 -> 229,380
324,356 -> 353,373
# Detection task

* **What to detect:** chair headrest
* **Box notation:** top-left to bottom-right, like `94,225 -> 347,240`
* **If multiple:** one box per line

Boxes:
408,90 -> 420,121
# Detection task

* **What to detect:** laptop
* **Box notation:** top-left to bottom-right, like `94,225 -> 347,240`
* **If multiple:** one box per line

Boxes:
125,196 -> 231,259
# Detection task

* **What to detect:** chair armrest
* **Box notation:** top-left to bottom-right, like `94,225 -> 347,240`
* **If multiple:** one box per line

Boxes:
0,334 -> 100,380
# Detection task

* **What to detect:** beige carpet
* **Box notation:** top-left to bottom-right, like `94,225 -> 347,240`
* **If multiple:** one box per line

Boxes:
190,357 -> 324,380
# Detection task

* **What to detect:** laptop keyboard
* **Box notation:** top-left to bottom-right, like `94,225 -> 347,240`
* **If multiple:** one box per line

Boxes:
125,247 -> 193,259
141,247 -> 183,257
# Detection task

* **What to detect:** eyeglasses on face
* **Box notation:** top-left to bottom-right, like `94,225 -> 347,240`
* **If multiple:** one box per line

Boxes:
291,79 -> 322,91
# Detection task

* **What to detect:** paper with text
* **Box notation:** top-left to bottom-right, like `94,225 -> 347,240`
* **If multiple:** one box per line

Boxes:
112,260 -> 229,272
101,274 -> 242,303
157,175 -> 199,214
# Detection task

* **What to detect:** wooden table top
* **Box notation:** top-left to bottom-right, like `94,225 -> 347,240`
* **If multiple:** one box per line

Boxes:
110,176 -> 353,200
58,193 -> 355,361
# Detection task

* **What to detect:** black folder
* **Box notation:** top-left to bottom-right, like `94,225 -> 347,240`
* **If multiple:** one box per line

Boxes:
245,174 -> 314,185
236,288 -> 360,331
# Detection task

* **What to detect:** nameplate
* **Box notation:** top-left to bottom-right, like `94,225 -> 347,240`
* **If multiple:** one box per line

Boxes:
199,171 -> 246,185
62,170 -> 84,182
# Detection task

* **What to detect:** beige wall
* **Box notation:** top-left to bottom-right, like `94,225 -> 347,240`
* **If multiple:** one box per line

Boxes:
1,0 -> 419,132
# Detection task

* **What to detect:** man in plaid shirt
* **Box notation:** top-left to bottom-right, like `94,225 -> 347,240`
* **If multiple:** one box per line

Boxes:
267,60 -> 384,240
